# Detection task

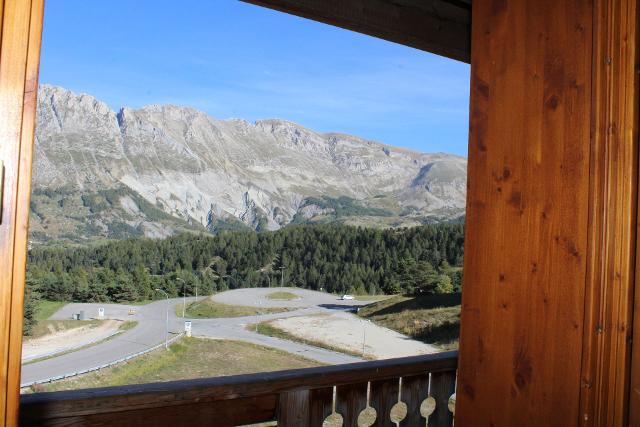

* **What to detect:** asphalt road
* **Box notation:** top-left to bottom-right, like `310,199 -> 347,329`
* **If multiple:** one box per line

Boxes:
21,298 -> 190,386
21,289 -> 369,386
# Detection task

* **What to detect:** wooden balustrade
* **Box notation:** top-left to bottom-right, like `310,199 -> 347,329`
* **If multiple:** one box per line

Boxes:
19,351 -> 457,426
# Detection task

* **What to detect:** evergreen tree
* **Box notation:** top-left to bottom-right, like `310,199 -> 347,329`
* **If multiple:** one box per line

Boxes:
26,223 -> 465,302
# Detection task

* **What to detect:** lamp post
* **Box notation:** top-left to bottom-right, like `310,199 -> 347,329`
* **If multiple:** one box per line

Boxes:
155,288 -> 169,350
256,300 -> 263,332
177,278 -> 186,318
278,266 -> 285,287
362,319 -> 370,358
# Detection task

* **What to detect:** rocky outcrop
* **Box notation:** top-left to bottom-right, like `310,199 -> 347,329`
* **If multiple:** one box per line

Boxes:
31,85 -> 467,241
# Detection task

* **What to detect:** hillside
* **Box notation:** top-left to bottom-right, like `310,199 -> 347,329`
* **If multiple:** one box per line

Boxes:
358,293 -> 461,350
30,85 -> 467,244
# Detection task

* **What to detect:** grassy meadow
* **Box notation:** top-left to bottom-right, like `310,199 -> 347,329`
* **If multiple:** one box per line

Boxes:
178,300 -> 293,318
31,337 -> 320,392
265,291 -> 299,300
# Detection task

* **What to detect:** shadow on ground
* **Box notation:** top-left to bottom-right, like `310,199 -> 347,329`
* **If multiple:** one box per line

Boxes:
361,293 -> 461,317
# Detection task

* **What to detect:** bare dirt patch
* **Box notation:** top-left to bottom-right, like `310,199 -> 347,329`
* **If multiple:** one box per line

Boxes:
358,294 -> 461,350
267,312 -> 439,360
22,319 -> 122,362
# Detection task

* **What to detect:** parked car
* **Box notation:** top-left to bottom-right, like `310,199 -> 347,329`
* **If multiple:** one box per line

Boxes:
341,294 -> 354,300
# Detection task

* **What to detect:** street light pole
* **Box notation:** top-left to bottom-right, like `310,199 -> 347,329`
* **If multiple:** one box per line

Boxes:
362,322 -> 366,357
279,266 -> 285,287
155,288 -> 169,350
362,319 -> 370,358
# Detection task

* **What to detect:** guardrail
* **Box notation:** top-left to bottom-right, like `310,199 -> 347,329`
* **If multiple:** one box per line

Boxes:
21,333 -> 184,389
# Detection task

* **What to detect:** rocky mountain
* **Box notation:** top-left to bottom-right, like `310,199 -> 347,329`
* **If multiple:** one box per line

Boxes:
29,85 -> 467,244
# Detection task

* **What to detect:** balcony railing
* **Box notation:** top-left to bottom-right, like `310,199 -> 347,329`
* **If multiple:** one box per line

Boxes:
20,350 -> 458,427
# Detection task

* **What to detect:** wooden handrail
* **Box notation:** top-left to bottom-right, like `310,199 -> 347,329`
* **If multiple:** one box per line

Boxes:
20,351 -> 458,426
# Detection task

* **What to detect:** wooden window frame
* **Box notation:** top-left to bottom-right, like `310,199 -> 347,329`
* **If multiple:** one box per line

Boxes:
0,2 -> 471,425
0,1 -> 44,426
1,0 -> 640,426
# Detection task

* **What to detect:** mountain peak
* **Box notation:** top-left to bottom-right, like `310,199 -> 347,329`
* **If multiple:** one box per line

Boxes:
30,84 -> 466,243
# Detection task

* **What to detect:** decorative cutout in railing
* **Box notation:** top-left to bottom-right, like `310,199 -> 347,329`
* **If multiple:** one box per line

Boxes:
318,374 -> 455,427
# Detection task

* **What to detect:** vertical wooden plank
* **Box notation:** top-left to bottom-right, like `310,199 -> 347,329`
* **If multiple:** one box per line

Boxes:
0,1 -> 43,426
370,378 -> 399,427
335,382 -> 368,426
308,387 -> 334,427
456,0 -> 594,425
619,0 -> 640,424
429,371 -> 455,427
278,390 -> 311,427
586,0 -> 640,425
400,375 -> 430,426
7,2 -> 44,426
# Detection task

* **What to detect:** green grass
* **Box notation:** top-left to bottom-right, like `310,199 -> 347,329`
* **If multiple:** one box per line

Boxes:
124,299 -> 155,306
358,293 -> 461,350
177,300 -> 293,319
250,321 -> 368,359
98,300 -> 155,306
34,300 -> 67,322
32,337 -> 321,392
354,294 -> 395,302
118,320 -> 138,332
265,291 -> 299,301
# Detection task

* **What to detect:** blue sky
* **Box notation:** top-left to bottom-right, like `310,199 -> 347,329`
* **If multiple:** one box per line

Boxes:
40,1 -> 470,156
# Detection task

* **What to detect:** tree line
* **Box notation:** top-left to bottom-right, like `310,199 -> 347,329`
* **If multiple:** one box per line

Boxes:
24,223 -> 464,331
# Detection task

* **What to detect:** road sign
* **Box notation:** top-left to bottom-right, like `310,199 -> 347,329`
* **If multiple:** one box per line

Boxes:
98,307 -> 105,318
184,321 -> 192,337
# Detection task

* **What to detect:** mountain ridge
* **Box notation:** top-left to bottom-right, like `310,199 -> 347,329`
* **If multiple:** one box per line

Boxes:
29,84 -> 467,244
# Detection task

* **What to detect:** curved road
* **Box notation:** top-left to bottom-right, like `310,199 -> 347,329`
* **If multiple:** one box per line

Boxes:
21,289 -> 369,387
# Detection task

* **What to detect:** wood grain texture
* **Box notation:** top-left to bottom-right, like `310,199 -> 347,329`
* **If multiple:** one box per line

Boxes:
240,0 -> 471,63
308,387 -> 334,427
0,0 -> 30,421
0,1 -> 43,426
278,390 -> 311,427
584,1 -> 640,426
6,3 -> 44,426
22,395 -> 277,427
335,382 -> 367,426
429,371 -> 455,427
370,378 -> 399,427
456,0 -> 594,425
399,374 -> 430,426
